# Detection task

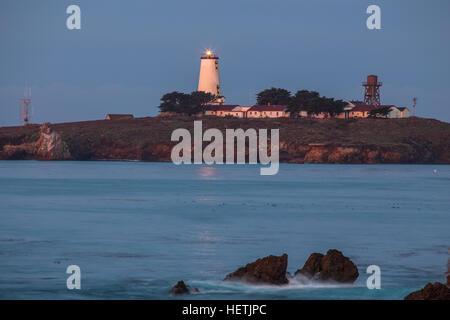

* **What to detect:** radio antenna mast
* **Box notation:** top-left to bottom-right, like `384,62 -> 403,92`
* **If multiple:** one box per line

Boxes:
20,86 -> 32,126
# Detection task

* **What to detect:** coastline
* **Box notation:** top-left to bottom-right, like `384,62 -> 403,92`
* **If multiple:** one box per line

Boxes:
1,116 -> 449,164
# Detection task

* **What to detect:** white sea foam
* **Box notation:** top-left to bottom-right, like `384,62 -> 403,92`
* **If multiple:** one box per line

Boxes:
188,277 -> 362,295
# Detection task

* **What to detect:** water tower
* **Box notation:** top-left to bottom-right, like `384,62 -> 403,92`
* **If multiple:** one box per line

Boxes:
362,75 -> 382,105
198,50 -> 225,105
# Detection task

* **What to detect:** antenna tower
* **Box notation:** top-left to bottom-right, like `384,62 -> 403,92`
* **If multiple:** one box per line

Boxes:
20,87 -> 32,125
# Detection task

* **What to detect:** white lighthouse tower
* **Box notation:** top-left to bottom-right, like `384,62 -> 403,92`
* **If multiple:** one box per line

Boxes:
198,50 -> 225,105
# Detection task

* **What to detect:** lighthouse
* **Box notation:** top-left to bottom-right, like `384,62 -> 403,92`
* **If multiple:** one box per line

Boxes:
198,50 -> 225,105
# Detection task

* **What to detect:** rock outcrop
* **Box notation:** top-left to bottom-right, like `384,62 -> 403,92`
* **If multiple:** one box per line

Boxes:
2,123 -> 71,160
295,249 -> 359,283
2,143 -> 35,159
169,280 -> 199,295
303,146 -> 329,163
224,254 -> 289,285
447,258 -> 450,285
327,147 -> 360,163
295,253 -> 324,279
404,282 -> 450,300
35,123 -> 71,160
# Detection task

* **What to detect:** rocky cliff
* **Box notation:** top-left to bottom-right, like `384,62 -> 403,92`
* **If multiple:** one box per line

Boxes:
1,123 -> 71,160
0,116 -> 449,164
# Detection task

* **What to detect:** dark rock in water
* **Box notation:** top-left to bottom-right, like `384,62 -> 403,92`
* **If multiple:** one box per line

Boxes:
295,253 -> 324,278
404,282 -> 450,300
320,249 -> 359,283
447,259 -> 449,286
224,254 -> 289,285
170,280 -> 191,295
295,249 -> 359,283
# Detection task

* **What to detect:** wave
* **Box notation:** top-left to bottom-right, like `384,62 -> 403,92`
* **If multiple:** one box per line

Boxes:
187,276 -> 362,295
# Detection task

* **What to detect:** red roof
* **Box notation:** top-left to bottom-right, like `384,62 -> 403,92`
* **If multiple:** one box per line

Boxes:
205,105 -> 240,111
105,114 -> 134,120
248,105 -> 287,112
350,104 -> 375,112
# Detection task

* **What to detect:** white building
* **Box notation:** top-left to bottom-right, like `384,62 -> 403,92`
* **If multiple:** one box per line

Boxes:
246,105 -> 289,118
204,105 -> 289,118
387,106 -> 410,118
198,50 -> 225,105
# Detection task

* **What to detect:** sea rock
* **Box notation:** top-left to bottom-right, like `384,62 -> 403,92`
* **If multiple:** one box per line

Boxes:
447,258 -> 449,285
34,123 -> 71,160
295,253 -> 324,278
404,282 -> 450,300
170,280 -> 198,295
295,249 -> 359,283
224,254 -> 289,285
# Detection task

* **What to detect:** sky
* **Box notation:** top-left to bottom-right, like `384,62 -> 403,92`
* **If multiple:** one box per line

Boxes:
1,0 -> 449,126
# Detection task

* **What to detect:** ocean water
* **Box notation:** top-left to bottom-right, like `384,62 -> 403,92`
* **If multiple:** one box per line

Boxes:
0,161 -> 448,300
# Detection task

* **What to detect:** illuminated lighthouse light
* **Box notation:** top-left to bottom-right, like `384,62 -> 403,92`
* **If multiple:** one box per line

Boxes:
198,49 -> 225,105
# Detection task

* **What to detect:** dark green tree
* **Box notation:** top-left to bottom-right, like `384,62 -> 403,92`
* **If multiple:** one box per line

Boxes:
190,91 -> 218,111
158,91 -> 188,114
287,90 -> 320,114
256,88 -> 291,105
303,97 -> 325,116
158,91 -> 217,115
325,99 -> 346,117
288,90 -> 345,118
